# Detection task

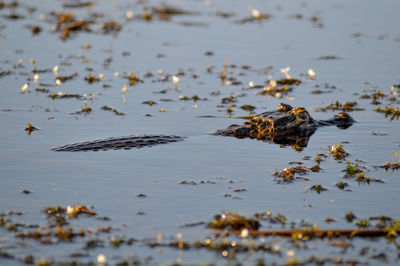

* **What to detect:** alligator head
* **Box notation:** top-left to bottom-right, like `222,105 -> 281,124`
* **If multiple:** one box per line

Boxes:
216,103 -> 354,150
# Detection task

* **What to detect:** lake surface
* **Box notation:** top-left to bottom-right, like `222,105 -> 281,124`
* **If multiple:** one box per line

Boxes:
1,0 -> 400,265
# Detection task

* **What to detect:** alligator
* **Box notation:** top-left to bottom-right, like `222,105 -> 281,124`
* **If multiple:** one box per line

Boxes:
52,103 -> 354,152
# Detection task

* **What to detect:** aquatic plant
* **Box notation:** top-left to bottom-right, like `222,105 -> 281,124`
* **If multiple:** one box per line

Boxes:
379,152 -> 400,170
346,211 -> 356,222
329,143 -> 349,159
274,166 -> 307,183
345,161 -> 360,176
101,105 -> 125,116
336,181 -> 349,190
315,101 -> 364,112
25,122 -> 39,135
310,184 -> 328,194
375,106 -> 400,120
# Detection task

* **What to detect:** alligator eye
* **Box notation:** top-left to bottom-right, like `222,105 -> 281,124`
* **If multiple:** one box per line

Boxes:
297,111 -> 310,120
335,112 -> 354,122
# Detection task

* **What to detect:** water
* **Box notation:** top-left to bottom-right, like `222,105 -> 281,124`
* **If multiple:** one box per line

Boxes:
1,0 -> 400,265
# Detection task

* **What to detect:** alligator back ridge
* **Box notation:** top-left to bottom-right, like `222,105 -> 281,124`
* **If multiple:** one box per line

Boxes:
52,135 -> 184,152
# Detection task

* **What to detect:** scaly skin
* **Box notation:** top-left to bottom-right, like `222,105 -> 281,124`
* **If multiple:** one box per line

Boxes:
53,103 -> 354,152
52,135 -> 184,152
215,103 -> 354,150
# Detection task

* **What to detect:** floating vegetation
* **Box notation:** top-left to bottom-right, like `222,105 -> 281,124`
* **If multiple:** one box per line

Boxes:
378,152 -> 400,170
310,89 -> 330,94
0,70 -> 14,78
336,181 -> 349,190
221,95 -> 237,104
315,153 -> 325,164
371,131 -> 388,136
234,12 -> 271,24
345,161 -> 361,176
30,25 -> 42,35
71,103 -> 92,115
207,211 -> 399,239
329,143 -> 349,159
179,180 -> 197,185
345,211 -> 356,222
142,100 -> 157,106
310,164 -> 320,172
239,104 -> 256,113
207,211 -> 260,230
152,4 -> 197,17
1,206 -> 399,264
310,184 -> 328,194
36,88 -> 50,93
101,105 -> 125,115
63,1 -> 94,8
100,21 -> 122,34
109,236 -> 136,247
315,101 -> 364,112
127,72 -> 143,85
276,78 -> 301,86
84,73 -> 101,84
258,83 -> 293,98
274,165 -> 308,183
316,55 -> 341,60
310,83 -> 336,94
50,11 -> 91,40
65,204 -> 96,218
224,227 -> 399,238
61,20 -> 91,40
370,90 -> 386,105
56,72 -> 78,83
179,94 -> 207,102
356,172 -> 384,184
344,161 -> 383,184
49,92 -> 83,100
0,204 -> 102,246
356,220 -> 369,228
375,106 -> 400,121
25,122 -> 38,135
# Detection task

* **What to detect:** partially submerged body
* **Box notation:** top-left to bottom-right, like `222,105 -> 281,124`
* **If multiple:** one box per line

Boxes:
53,103 -> 354,152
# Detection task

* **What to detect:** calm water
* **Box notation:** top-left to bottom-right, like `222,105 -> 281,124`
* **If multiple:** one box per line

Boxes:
1,0 -> 400,265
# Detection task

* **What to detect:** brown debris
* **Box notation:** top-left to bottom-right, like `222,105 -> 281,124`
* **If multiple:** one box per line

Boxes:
66,204 -> 96,218
274,165 -> 308,182
60,21 -> 90,40
25,122 -> 39,135
100,21 -> 121,33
